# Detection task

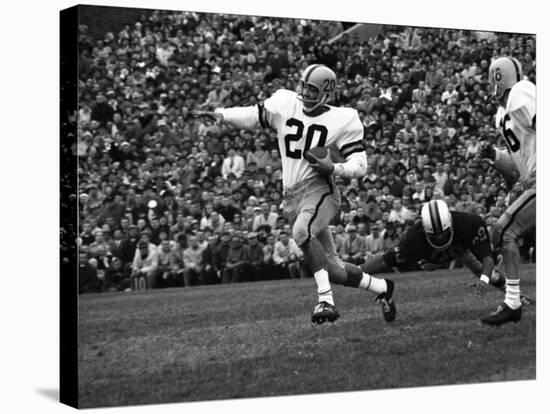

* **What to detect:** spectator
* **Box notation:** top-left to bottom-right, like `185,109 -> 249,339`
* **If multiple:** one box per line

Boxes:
78,251 -> 101,294
365,223 -> 385,261
221,147 -> 245,179
388,198 -> 416,224
118,225 -> 140,267
432,161 -> 448,193
244,232 -> 265,282
157,240 -> 183,287
131,241 -> 159,289
223,235 -> 247,283
252,202 -> 279,231
76,15 -> 536,286
200,235 -> 220,285
246,138 -> 272,169
339,224 -> 366,265
182,235 -> 204,286
103,257 -> 131,292
272,231 -> 304,279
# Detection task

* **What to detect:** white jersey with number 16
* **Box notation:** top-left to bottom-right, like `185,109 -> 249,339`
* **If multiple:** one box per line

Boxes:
495,79 -> 536,183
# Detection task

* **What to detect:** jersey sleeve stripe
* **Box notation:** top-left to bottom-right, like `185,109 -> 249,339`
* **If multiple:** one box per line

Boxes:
341,146 -> 366,158
257,103 -> 269,129
339,140 -> 364,152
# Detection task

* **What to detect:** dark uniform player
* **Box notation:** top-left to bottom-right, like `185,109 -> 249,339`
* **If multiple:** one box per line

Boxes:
362,200 -> 505,291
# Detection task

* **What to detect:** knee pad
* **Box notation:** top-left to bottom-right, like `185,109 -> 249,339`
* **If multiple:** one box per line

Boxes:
292,222 -> 310,247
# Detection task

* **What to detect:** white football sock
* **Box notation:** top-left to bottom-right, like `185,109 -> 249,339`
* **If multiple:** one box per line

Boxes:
504,279 -> 521,310
359,273 -> 387,295
314,269 -> 334,305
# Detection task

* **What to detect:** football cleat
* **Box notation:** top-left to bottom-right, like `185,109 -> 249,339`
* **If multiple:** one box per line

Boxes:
311,301 -> 340,324
480,303 -> 522,326
376,279 -> 396,322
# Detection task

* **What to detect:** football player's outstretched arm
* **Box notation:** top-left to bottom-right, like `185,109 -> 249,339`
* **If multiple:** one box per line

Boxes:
192,105 -> 262,131
193,90 -> 284,131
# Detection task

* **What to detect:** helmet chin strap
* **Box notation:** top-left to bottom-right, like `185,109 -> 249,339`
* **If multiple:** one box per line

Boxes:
300,94 -> 329,113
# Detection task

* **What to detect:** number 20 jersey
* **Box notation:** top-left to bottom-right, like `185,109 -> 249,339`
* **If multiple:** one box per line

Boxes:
260,89 -> 365,189
495,79 -> 536,184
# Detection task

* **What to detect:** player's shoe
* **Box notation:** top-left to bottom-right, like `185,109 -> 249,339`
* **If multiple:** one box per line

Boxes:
311,301 -> 340,324
376,279 -> 396,322
480,303 -> 522,326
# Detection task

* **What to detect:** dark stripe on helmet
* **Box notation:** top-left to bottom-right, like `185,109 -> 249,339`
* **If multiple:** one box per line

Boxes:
508,57 -> 521,82
428,201 -> 443,233
304,64 -> 322,84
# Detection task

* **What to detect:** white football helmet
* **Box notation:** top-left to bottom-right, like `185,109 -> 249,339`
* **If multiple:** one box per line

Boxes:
488,56 -> 523,99
421,200 -> 454,250
297,64 -> 336,112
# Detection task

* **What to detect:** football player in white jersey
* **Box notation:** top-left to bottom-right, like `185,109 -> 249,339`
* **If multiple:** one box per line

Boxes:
194,64 -> 395,324
479,56 -> 536,326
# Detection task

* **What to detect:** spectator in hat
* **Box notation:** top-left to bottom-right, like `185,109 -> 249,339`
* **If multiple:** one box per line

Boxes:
339,224 -> 366,265
221,147 -> 245,179
365,223 -> 385,261
252,202 -> 278,231
131,240 -> 159,289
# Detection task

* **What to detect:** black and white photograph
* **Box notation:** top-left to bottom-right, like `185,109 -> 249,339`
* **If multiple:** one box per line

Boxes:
5,1 -> 546,413
57,2 -> 541,409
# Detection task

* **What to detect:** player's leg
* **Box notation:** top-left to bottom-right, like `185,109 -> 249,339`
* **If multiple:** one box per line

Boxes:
289,182 -> 340,323
481,188 -> 535,325
316,228 -> 396,322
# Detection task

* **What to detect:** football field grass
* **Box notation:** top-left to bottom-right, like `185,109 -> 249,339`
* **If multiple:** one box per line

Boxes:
77,264 -> 536,408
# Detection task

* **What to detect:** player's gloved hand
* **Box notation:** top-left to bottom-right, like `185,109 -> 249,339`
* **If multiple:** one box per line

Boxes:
478,141 -> 496,161
308,149 -> 335,175
191,110 -> 224,125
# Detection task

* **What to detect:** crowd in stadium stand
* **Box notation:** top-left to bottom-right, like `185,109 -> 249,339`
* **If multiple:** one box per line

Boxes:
75,10 -> 536,293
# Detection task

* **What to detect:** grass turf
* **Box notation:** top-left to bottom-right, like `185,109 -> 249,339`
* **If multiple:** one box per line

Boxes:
77,264 -> 536,408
